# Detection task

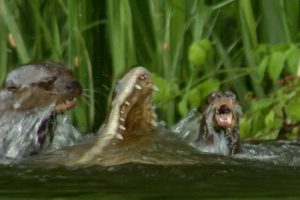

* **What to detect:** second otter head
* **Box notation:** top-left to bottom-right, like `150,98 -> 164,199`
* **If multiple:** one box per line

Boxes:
202,90 -> 242,129
2,62 -> 82,112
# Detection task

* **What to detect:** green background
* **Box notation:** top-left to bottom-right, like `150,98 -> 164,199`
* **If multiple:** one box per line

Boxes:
1,0 -> 300,139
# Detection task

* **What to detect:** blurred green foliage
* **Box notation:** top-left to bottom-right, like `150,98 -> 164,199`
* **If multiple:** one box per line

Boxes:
1,0 -> 300,139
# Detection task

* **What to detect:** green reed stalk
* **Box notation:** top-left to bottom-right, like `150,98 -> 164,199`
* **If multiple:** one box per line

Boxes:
0,0 -> 299,137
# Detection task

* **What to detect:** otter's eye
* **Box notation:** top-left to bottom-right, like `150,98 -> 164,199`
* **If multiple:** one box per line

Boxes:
64,84 -> 73,92
224,90 -> 236,100
5,81 -> 18,91
6,85 -> 18,91
207,92 -> 220,103
64,80 -> 81,92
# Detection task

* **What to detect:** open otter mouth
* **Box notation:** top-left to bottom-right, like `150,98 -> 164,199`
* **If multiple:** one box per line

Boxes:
215,104 -> 233,127
55,97 -> 78,112
197,90 -> 242,155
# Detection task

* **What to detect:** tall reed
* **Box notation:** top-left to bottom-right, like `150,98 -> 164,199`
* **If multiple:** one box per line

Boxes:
0,0 -> 299,138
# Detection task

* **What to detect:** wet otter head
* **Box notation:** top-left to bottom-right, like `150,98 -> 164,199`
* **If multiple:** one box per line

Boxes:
0,62 -> 82,158
2,62 -> 81,112
205,91 -> 240,129
196,90 -> 242,155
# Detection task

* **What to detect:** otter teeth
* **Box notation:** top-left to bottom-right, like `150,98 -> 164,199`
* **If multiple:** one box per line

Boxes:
65,97 -> 76,104
135,84 -> 142,90
119,125 -> 126,131
124,101 -> 130,106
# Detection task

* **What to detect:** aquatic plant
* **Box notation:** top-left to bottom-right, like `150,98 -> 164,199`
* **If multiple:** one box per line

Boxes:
0,0 -> 300,139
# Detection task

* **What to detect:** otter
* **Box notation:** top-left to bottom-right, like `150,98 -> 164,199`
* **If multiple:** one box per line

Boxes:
0,62 -> 82,158
195,91 -> 242,155
172,91 -> 242,156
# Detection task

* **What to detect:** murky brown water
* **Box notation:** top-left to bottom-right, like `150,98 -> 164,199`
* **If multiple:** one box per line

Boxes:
1,155 -> 300,200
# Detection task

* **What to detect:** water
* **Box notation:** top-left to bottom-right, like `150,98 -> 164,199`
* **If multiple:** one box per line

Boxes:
1,109 -> 300,199
1,160 -> 300,199
0,106 -> 82,159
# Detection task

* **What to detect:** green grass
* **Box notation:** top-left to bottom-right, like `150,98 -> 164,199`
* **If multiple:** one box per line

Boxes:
1,0 -> 300,138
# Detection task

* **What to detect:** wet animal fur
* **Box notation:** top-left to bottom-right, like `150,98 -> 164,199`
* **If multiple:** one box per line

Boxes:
194,91 -> 242,155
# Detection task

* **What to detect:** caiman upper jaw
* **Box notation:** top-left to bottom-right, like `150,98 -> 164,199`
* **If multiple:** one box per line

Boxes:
114,68 -> 158,141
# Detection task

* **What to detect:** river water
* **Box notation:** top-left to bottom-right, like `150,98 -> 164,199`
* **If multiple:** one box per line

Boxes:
1,157 -> 300,200
1,111 -> 300,199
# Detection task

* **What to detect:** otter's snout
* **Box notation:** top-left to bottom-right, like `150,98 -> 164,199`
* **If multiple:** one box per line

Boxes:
64,80 -> 82,96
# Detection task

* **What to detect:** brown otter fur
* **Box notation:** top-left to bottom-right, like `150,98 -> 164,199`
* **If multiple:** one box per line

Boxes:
194,91 -> 242,155
0,62 -> 82,158
1,62 -> 81,112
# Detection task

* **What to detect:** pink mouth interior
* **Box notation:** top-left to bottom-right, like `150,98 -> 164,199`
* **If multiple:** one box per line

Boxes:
55,98 -> 77,112
216,104 -> 233,126
218,114 -> 232,125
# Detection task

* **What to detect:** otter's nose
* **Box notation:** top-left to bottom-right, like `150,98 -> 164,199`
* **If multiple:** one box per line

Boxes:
64,80 -> 82,96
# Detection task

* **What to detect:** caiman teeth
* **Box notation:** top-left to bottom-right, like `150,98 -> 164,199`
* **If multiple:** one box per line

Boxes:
116,133 -> 124,140
151,120 -> 158,127
119,125 -> 126,131
135,84 -> 142,90
152,112 -> 157,119
152,85 -> 159,92
119,117 -> 125,122
124,101 -> 130,106
120,110 -> 124,114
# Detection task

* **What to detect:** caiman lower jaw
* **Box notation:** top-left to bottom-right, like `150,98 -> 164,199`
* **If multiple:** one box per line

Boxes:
55,97 -> 78,112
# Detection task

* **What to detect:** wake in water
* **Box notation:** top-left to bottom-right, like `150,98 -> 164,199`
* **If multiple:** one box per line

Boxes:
0,62 -> 82,161
0,104 -> 82,160
172,107 -> 300,167
1,64 -> 300,168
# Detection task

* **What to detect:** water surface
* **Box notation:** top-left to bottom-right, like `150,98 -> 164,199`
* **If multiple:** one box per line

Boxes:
1,156 -> 300,200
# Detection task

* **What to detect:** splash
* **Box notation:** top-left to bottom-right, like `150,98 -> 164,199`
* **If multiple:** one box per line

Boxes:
172,108 -> 300,166
0,103 -> 82,161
